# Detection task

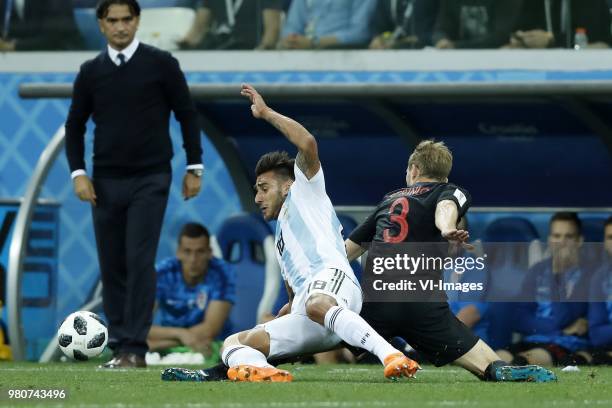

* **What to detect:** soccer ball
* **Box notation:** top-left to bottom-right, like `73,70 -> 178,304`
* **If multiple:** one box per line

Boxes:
57,311 -> 108,361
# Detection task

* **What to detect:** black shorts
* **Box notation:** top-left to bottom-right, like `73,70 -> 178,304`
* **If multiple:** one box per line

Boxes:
360,301 -> 480,367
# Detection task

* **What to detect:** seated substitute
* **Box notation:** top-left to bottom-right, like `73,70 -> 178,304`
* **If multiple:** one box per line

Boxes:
499,212 -> 591,366
147,223 -> 235,361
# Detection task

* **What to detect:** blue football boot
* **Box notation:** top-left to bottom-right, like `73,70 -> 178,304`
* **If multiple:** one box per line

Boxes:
161,367 -> 210,382
494,364 -> 557,382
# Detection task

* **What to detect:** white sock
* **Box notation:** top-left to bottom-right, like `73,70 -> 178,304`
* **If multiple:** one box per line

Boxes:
324,306 -> 398,364
221,345 -> 272,368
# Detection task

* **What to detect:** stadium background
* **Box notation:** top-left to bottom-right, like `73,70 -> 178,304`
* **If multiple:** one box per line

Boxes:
0,0 -> 611,361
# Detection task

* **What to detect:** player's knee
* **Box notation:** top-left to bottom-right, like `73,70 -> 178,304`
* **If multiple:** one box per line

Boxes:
237,328 -> 271,356
305,293 -> 337,325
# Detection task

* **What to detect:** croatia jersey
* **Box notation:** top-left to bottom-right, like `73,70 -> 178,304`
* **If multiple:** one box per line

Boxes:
155,257 -> 236,339
274,163 -> 354,293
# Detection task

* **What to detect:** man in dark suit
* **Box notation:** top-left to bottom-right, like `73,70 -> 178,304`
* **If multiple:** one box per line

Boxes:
0,0 -> 84,50
65,0 -> 204,368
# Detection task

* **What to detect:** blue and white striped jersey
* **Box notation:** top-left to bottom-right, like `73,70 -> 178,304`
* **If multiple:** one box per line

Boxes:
274,163 -> 354,293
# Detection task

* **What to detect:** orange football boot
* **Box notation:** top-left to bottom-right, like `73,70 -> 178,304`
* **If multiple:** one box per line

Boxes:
383,352 -> 420,380
227,365 -> 293,382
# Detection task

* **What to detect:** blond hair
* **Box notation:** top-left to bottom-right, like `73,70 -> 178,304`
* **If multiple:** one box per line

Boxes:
408,140 -> 452,181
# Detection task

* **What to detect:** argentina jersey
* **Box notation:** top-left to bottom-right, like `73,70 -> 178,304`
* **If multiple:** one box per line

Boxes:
274,163 -> 354,293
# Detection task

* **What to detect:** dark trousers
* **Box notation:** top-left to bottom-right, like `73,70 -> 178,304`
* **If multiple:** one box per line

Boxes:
92,172 -> 171,356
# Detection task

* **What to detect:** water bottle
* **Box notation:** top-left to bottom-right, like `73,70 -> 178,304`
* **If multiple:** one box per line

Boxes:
574,28 -> 588,50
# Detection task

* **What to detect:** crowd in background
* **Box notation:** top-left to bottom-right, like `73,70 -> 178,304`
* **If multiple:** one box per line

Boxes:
1,0 -> 611,51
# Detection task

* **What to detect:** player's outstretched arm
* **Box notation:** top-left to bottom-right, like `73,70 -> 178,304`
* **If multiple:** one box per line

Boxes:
241,83 -> 320,179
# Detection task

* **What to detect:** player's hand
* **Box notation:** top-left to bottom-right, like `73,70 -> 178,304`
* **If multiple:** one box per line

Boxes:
563,318 -> 588,336
73,175 -> 97,206
176,25 -> 206,49
435,38 -> 455,49
0,38 -> 16,51
193,335 -> 213,356
182,172 -> 201,200
441,229 -> 474,251
369,34 -> 391,50
515,30 -> 554,48
241,83 -> 270,119
178,328 -> 200,348
280,34 -> 313,49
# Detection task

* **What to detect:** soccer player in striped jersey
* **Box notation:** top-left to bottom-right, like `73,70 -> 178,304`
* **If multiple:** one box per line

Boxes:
164,84 -> 418,382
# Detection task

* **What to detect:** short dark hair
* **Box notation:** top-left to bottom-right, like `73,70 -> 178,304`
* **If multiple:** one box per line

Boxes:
550,212 -> 582,234
178,223 -> 210,244
604,216 -> 612,229
96,0 -> 141,19
255,151 -> 295,180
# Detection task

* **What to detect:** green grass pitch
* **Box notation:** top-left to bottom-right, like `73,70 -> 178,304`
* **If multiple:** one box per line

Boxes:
0,362 -> 610,407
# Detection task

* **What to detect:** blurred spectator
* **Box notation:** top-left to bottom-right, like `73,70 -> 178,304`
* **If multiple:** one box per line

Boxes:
500,212 -> 590,366
0,0 -> 83,51
507,0 -> 611,49
587,216 -> 612,364
178,0 -> 283,50
369,0 -> 439,49
432,0 -> 522,49
280,0 -> 377,49
148,223 -> 235,361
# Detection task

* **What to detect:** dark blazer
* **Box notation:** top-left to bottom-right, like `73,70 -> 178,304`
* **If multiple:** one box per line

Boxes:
0,0 -> 83,50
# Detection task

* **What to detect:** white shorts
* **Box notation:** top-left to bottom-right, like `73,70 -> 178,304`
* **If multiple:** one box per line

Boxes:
257,268 -> 362,360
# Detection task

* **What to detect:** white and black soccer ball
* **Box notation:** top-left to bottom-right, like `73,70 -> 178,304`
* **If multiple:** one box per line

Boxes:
57,311 -> 108,361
